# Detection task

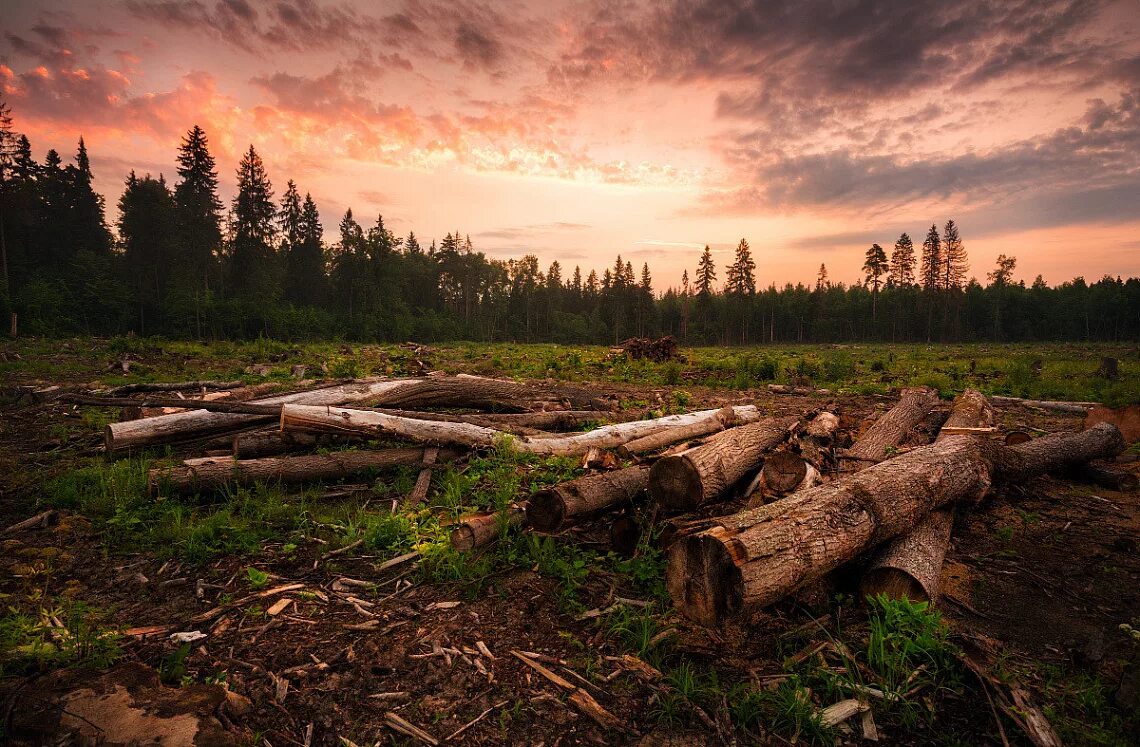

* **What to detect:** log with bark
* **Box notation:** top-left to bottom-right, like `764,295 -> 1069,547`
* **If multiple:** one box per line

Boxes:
758,451 -> 809,495
526,466 -> 650,532
616,405 -> 742,456
841,387 -> 939,465
665,422 -> 1125,625
97,379 -> 246,396
280,404 -> 762,457
149,447 -> 443,496
990,395 -> 1099,414
450,506 -> 526,551
767,384 -> 830,395
860,389 -> 994,603
648,416 -> 801,512
1065,460 -> 1139,492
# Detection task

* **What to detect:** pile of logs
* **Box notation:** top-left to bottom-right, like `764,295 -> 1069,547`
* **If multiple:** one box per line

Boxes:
65,374 -> 1131,628
611,336 -> 680,362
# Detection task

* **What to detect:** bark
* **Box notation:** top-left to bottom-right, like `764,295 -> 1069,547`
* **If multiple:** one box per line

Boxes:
666,422 -> 1125,625
104,378 -> 421,452
404,447 -> 439,507
232,431 -> 322,458
843,387 -> 938,465
149,447 -> 437,496
97,380 -> 246,396
990,395 -> 1099,414
860,389 -> 994,603
617,406 -> 741,456
526,466 -> 650,532
449,507 -> 525,551
759,451 -> 808,494
373,373 -> 606,411
280,404 -> 762,457
767,384 -> 830,395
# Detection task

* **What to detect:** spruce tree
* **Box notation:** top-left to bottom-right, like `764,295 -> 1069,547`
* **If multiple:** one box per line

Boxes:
278,180 -> 303,250
696,245 -> 716,296
118,171 -> 177,332
941,219 -> 967,291
890,232 -> 916,287
726,238 -> 756,295
229,144 -> 277,300
920,224 -> 941,291
174,125 -> 222,294
285,192 -> 325,306
863,243 -> 888,320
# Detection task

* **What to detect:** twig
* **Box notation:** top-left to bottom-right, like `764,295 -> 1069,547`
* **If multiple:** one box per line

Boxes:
445,700 -> 509,742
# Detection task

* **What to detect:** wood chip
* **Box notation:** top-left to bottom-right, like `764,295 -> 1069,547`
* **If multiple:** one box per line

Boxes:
266,598 -> 292,616
861,708 -> 879,741
820,699 -> 868,727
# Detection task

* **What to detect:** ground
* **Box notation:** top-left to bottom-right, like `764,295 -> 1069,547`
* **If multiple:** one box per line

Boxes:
0,338 -> 1138,746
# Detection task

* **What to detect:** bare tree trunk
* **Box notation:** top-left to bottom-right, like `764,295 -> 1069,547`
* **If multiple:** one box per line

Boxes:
843,387 -> 938,465
149,447 -> 439,496
860,389 -> 993,602
666,423 -> 1124,626
281,404 -> 762,457
648,416 -> 800,511
526,466 -> 649,532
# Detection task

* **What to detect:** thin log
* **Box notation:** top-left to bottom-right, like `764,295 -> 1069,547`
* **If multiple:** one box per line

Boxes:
1065,460 -> 1139,492
843,387 -> 939,465
404,447 -> 439,507
450,506 -> 525,551
616,405 -> 741,456
281,404 -> 762,457
767,384 -> 830,395
665,423 -> 1125,625
526,466 -> 649,532
648,416 -> 800,512
97,379 -> 247,396
232,431 -> 321,458
861,389 -> 994,603
103,378 -> 421,452
149,448 -> 437,496
990,395 -> 1099,414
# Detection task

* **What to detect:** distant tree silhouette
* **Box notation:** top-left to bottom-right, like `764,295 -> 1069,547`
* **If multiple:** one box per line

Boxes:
863,243 -> 888,320
889,232 -> 916,287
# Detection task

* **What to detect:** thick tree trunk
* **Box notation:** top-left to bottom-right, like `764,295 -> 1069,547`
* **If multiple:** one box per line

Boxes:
149,447 -> 436,496
759,451 -> 808,494
648,416 -> 800,512
281,404 -> 762,457
666,423 -> 1124,626
526,466 -> 650,532
105,378 -> 421,452
843,387 -> 938,465
231,430 -> 325,458
617,406 -> 741,456
450,507 -> 526,551
861,389 -> 994,602
373,374 -> 607,411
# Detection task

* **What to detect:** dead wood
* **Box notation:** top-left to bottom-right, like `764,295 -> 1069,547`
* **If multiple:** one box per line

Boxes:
991,395 -> 1100,414
1065,460 -> 1139,491
617,405 -> 742,456
450,506 -> 526,551
526,465 -> 649,532
96,380 -> 246,396
648,416 -> 800,511
843,387 -> 939,465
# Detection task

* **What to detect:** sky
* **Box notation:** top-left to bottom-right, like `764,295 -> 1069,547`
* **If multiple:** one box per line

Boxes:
3,0 -> 1140,290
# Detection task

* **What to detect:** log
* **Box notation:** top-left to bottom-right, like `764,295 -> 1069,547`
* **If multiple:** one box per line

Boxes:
805,411 -> 840,441
648,416 -> 800,512
860,389 -> 993,603
281,404 -> 762,457
149,448 -> 436,496
1004,431 -> 1032,446
759,451 -> 808,494
843,387 -> 938,465
104,378 -> 421,452
767,384 -> 830,395
375,373 -> 606,411
665,423 -> 1124,625
526,466 -> 649,532
97,379 -> 246,396
1066,460 -> 1139,492
990,395 -> 1099,414
232,430 -> 322,458
404,447 -> 440,507
617,405 -> 741,456
450,507 -> 525,551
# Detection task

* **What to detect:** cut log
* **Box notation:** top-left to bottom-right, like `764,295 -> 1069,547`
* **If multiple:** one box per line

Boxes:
1065,460 -> 1139,492
281,404 -> 762,457
404,447 -> 440,507
990,395 -> 1099,414
860,389 -> 994,603
450,507 -> 525,551
526,466 -> 649,532
97,380 -> 246,396
759,451 -> 808,495
149,448 -> 438,496
617,405 -> 740,456
648,416 -> 800,512
376,373 -> 606,411
767,384 -> 830,395
665,423 -> 1125,625
1004,431 -> 1033,446
232,431 -> 323,458
805,411 -> 840,441
104,378 -> 421,452
843,387 -> 938,465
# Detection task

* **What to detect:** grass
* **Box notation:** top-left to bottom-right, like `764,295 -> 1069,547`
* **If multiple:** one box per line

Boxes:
0,600 -> 123,677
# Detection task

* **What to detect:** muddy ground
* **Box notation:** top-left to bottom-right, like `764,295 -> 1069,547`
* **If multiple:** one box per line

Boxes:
1,345 -> 1138,746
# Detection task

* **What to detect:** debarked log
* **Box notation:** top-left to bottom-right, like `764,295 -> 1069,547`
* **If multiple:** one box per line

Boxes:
526,466 -> 650,532
148,448 -> 440,496
280,404 -> 762,457
648,416 -> 800,512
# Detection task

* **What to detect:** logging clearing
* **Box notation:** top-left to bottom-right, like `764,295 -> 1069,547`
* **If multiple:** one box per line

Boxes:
2,338 -> 1138,746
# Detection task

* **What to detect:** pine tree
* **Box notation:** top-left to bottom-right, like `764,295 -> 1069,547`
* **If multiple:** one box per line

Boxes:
816,263 -> 828,290
890,233 -> 916,287
640,262 -> 652,292
726,238 -> 756,295
920,224 -> 941,291
229,145 -> 277,300
278,180 -> 302,250
405,231 -> 422,254
681,269 -> 690,296
696,245 -> 716,296
174,125 -> 222,294
863,243 -> 888,321
941,219 -> 967,291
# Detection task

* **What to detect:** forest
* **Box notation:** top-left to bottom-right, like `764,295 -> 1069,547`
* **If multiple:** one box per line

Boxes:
1,109 -> 1138,345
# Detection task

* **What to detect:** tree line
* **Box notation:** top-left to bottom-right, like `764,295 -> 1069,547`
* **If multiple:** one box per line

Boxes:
1,108 -> 1137,344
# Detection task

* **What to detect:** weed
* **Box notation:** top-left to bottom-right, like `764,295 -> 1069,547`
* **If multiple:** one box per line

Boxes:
245,567 -> 270,589
159,642 -> 192,685
865,594 -> 957,699
0,601 -> 123,676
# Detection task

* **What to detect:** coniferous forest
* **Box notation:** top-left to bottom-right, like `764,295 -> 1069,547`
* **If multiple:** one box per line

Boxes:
2,112 -> 1138,344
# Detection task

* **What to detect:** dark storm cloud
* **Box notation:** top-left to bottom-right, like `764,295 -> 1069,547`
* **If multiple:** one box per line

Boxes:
455,21 -> 502,71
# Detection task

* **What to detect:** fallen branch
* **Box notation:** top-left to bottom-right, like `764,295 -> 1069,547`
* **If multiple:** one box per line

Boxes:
1,509 -> 59,536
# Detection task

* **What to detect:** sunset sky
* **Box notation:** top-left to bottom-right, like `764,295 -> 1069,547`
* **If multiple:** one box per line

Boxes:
3,0 -> 1140,289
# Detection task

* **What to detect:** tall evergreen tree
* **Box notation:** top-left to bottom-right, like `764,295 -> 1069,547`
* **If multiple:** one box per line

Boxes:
0,95 -> 15,297
816,263 -> 828,290
229,145 -> 277,301
285,192 -> 325,306
863,243 -> 888,320
278,180 -> 303,250
941,219 -> 967,291
118,172 -> 177,332
920,224 -> 941,291
174,125 -> 222,295
726,238 -> 756,295
696,245 -> 716,296
889,232 -> 916,287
